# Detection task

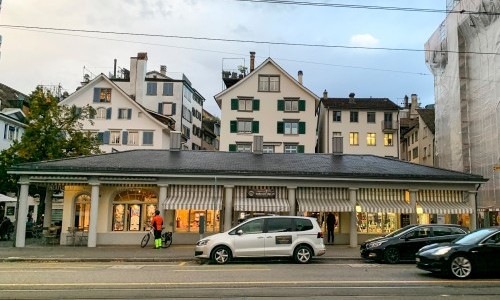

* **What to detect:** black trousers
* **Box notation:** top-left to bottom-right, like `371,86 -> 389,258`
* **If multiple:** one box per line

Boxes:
154,230 -> 162,239
327,227 -> 334,243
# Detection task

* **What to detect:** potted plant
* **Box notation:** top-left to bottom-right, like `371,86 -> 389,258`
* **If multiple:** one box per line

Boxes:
222,70 -> 231,78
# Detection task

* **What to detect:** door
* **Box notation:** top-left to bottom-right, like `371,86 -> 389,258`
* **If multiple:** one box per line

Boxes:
384,112 -> 393,129
264,218 -> 296,257
471,232 -> 500,272
399,226 -> 432,260
233,218 -> 265,257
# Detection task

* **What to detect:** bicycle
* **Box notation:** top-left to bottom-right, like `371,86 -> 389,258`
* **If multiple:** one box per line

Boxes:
140,226 -> 172,248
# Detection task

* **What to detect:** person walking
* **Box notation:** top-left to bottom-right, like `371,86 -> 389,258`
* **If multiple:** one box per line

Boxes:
151,210 -> 163,249
326,212 -> 336,245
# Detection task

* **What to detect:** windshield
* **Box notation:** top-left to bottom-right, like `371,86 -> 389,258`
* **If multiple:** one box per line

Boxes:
385,224 -> 417,237
454,228 -> 498,245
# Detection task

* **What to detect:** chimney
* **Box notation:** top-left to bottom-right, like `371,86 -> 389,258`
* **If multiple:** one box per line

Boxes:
410,94 -> 419,117
160,65 -> 167,76
298,70 -> 303,85
323,90 -> 328,100
130,52 -> 148,104
404,95 -> 409,108
348,92 -> 356,104
113,59 -> 117,78
332,136 -> 343,155
253,135 -> 263,155
250,51 -> 256,72
170,131 -> 182,151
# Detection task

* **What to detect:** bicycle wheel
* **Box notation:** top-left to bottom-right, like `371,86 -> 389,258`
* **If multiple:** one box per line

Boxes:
162,232 -> 173,248
140,233 -> 150,248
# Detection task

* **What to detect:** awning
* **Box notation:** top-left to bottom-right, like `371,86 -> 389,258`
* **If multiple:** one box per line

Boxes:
234,186 -> 289,212
163,185 -> 223,210
417,190 -> 472,214
296,187 -> 351,212
0,194 -> 17,202
357,188 -> 413,213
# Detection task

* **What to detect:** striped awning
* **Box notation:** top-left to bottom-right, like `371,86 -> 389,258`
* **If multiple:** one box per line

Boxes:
296,187 -> 351,212
358,188 -> 406,201
357,199 -> 414,213
417,190 -> 471,214
234,186 -> 289,212
163,185 -> 223,210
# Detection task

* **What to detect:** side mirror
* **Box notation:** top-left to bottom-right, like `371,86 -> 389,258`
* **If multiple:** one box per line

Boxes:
237,229 -> 243,236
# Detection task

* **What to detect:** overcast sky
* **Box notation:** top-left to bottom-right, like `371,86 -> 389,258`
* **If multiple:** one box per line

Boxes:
0,0 -> 446,116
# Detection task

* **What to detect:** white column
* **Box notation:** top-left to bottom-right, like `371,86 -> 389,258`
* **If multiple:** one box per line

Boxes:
43,188 -> 53,229
410,189 -> 418,224
224,185 -> 234,231
87,182 -> 100,247
15,177 -> 30,248
349,188 -> 358,248
287,186 -> 297,216
467,191 -> 477,231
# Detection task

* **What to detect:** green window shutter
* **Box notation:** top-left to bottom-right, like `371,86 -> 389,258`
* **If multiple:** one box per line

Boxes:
229,144 -> 237,152
299,100 -> 306,111
298,122 -> 306,134
277,121 -> 284,134
231,99 -> 239,110
297,145 -> 305,153
277,99 -> 284,111
230,120 -> 237,133
252,99 -> 260,111
252,121 -> 259,133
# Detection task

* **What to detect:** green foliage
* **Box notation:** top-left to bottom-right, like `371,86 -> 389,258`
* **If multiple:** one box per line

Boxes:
0,87 -> 102,193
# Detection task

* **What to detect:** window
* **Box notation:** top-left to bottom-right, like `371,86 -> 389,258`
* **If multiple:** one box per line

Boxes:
161,103 -> 176,116
406,227 -> 431,239
284,121 -> 298,135
258,75 -> 280,92
73,194 -> 91,230
127,131 -> 139,145
349,132 -> 359,146
263,145 -> 275,153
146,82 -> 157,95
118,108 -> 131,120
412,147 -> 419,159
356,212 -> 397,234
267,218 -> 292,233
182,105 -> 192,122
415,132 -> 419,142
384,133 -> 393,146
93,88 -> 111,103
284,144 -> 298,153
238,219 -> 264,234
143,131 -> 154,145
182,125 -> 190,139
367,112 -> 376,123
367,133 -> 376,146
332,132 -> 342,137
5,125 -> 16,141
111,189 -> 157,232
237,120 -> 252,133
284,99 -> 299,112
96,107 -> 106,119
423,147 -> 427,157
350,111 -> 359,123
110,131 -> 121,145
237,143 -> 252,152
432,226 -> 452,237
163,83 -> 173,96
294,218 -> 313,231
239,99 -> 253,111
332,111 -> 341,122
183,86 -> 193,102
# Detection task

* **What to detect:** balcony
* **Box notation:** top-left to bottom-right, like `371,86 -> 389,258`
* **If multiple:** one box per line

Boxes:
381,120 -> 398,132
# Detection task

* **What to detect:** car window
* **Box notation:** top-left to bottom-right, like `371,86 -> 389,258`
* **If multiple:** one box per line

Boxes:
294,218 -> 314,231
450,227 -> 466,235
483,233 -> 500,245
239,219 -> 264,234
432,226 -> 452,236
405,227 -> 431,239
266,218 -> 293,233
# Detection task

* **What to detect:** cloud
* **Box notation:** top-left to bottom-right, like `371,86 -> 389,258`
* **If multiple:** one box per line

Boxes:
349,34 -> 380,48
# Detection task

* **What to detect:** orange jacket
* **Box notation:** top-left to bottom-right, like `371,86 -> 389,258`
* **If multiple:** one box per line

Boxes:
151,215 -> 163,231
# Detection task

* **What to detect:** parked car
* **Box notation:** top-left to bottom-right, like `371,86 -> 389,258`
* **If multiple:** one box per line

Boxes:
195,216 -> 326,264
416,227 -> 500,279
360,224 -> 469,263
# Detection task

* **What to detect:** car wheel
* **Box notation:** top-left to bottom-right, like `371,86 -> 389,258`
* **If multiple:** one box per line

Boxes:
383,247 -> 400,264
294,245 -> 312,264
211,246 -> 231,265
450,255 -> 473,279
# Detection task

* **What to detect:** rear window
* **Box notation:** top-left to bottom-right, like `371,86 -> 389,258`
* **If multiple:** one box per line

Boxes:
294,218 -> 314,232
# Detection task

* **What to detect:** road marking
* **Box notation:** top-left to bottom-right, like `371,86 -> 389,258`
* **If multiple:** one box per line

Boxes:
109,265 -> 144,269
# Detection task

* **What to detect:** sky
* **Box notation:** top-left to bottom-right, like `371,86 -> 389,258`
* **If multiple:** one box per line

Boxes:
0,0 -> 448,116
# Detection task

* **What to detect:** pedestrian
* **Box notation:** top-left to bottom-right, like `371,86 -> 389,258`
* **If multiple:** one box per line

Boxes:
151,210 -> 163,249
326,212 -> 336,245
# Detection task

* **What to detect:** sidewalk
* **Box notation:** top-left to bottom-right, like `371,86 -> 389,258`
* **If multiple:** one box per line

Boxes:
0,239 -> 362,263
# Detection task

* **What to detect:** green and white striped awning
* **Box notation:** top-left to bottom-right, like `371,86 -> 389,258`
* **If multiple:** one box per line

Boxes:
296,187 -> 351,212
163,185 -> 223,210
357,188 -> 413,213
234,186 -> 289,212
417,190 -> 472,214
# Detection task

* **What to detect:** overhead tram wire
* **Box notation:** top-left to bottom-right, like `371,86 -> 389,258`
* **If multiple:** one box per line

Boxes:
233,0 -> 500,16
1,24 -> 499,56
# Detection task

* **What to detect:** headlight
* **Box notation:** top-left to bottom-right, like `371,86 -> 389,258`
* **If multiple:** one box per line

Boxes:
432,246 -> 452,256
196,239 -> 210,246
367,240 -> 385,249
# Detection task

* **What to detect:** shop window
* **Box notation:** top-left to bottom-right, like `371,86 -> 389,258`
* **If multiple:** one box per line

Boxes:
174,209 -> 220,233
356,212 -> 397,234
111,189 -> 157,231
74,194 -> 91,230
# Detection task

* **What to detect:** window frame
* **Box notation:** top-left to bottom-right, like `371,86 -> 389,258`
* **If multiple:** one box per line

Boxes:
110,130 -> 121,145
127,131 -> 139,146
349,132 -> 359,146
236,143 -> 252,153
367,112 -> 376,123
95,107 -> 107,120
146,82 -> 157,96
258,75 -> 280,92
284,99 -> 299,112
237,119 -> 253,134
367,133 -> 376,146
238,98 -> 253,112
332,111 -> 341,122
284,121 -> 299,135
284,144 -> 298,153
263,145 -> 275,153
350,111 -> 359,123
384,133 -> 394,146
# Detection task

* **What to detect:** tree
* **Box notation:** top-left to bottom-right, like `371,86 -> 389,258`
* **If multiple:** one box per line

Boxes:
0,87 -> 102,209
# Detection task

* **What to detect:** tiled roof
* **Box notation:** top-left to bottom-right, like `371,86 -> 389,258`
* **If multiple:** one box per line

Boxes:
322,98 -> 400,110
0,83 -> 28,108
10,150 -> 485,183
417,109 -> 435,134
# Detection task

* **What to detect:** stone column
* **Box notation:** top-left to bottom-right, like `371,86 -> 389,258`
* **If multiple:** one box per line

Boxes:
43,188 -> 53,229
287,186 -> 297,216
467,190 -> 477,231
15,177 -> 30,248
224,185 -> 234,231
87,182 -> 100,247
349,188 -> 358,248
409,189 -> 418,224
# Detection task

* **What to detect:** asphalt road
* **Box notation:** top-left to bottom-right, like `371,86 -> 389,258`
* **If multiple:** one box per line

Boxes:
0,260 -> 499,299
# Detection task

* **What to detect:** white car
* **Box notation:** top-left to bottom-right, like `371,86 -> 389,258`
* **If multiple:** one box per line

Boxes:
195,216 -> 326,264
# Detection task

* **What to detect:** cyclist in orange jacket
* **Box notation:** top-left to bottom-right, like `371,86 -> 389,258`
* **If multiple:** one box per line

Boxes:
151,210 -> 163,249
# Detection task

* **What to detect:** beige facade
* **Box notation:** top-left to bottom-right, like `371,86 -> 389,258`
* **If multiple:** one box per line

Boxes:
215,58 -> 319,153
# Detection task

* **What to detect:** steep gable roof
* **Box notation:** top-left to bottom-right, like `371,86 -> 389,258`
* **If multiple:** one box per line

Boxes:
0,83 -> 29,109
417,108 -> 435,134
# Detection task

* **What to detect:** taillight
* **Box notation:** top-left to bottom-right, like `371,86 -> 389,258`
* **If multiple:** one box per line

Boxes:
317,232 -> 323,238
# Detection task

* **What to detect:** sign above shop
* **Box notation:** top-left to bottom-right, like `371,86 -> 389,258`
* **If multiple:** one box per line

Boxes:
247,188 -> 275,199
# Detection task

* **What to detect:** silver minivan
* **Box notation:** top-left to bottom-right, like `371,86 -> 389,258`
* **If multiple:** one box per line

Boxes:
195,216 -> 326,264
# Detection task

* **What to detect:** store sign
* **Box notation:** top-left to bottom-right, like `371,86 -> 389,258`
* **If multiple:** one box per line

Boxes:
247,188 -> 275,198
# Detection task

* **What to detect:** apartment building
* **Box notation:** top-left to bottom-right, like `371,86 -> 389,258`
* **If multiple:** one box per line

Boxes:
201,109 -> 220,151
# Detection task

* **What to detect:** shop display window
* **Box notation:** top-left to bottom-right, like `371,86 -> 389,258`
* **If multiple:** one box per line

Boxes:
111,189 -> 157,232
305,212 -> 340,233
74,194 -> 91,230
357,212 -> 397,234
175,209 -> 220,233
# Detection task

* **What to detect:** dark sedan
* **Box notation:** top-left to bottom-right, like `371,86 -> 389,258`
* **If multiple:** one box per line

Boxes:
416,227 -> 500,279
360,224 -> 468,263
